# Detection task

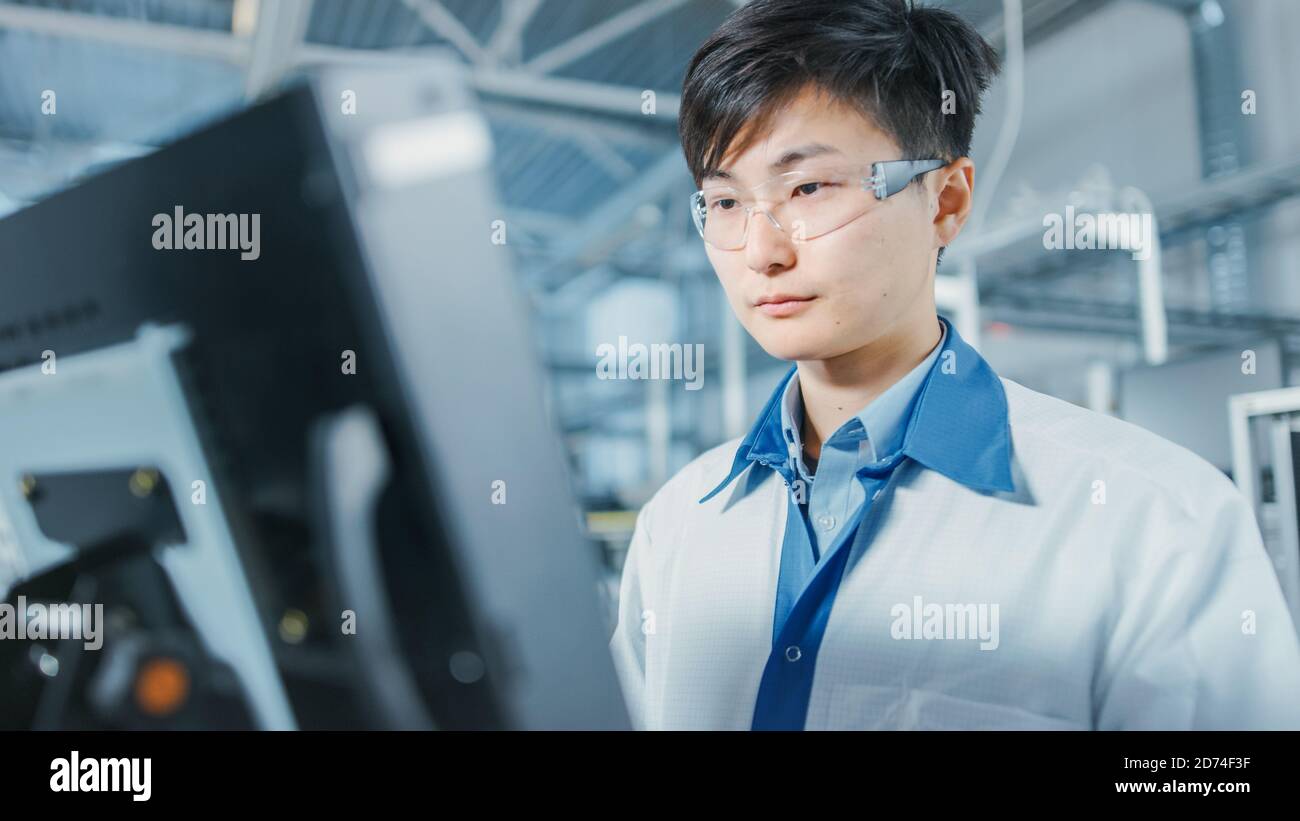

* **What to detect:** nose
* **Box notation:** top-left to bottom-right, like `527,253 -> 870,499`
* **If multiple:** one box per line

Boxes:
744,207 -> 796,274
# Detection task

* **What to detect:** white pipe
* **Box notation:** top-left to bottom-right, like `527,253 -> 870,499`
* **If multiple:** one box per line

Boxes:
1085,360 -> 1115,415
1120,186 -> 1167,365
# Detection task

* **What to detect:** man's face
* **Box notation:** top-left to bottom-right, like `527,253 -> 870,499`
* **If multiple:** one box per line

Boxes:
702,86 -> 940,362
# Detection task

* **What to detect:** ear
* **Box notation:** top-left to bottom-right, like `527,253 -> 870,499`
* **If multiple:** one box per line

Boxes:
931,157 -> 975,248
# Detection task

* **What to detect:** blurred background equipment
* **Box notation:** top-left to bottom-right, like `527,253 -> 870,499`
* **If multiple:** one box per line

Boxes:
0,60 -> 628,729
0,0 -> 1299,665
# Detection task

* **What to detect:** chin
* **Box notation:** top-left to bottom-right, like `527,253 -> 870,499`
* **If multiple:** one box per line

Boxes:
751,333 -> 831,363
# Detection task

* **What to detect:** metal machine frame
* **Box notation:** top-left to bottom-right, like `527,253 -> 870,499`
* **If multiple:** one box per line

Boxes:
1229,386 -> 1300,628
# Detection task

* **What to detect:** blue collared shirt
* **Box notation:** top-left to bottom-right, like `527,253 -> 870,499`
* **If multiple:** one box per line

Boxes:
779,320 -> 947,560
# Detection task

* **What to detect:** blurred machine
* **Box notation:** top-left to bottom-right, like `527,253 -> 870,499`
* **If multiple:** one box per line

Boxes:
1227,384 -> 1300,631
1119,340 -> 1283,473
1119,342 -> 1300,630
0,62 -> 629,729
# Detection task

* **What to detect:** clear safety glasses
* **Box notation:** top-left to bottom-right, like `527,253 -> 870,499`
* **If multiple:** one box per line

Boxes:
689,159 -> 945,251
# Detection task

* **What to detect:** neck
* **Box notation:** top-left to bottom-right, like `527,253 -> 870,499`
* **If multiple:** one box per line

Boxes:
797,307 -> 942,463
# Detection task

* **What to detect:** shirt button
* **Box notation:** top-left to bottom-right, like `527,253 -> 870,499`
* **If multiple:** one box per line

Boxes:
816,514 -> 835,530
785,645 -> 802,662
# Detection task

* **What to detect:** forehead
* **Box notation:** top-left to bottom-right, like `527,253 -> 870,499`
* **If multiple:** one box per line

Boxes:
708,86 -> 896,187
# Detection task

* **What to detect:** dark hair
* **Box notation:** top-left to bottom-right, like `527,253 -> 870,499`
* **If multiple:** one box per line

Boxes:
679,0 -> 1001,188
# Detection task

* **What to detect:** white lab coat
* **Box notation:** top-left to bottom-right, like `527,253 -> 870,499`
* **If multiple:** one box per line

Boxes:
609,376 -> 1300,730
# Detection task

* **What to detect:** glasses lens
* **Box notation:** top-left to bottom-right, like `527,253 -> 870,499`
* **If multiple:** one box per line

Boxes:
781,167 -> 872,243
691,165 -> 876,250
695,187 -> 748,250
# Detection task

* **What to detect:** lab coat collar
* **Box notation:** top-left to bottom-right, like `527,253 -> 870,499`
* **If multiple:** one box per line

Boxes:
699,313 -> 1014,504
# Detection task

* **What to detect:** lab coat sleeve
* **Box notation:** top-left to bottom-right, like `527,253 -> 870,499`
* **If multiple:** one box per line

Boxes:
608,497 -> 657,731
1095,485 -> 1300,729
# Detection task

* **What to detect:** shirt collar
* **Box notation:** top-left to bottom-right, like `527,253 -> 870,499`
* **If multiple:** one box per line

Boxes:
700,364 -> 799,502
699,314 -> 1014,503
777,371 -> 810,477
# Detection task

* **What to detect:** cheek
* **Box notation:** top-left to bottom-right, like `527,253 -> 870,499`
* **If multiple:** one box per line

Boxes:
816,203 -> 926,288
876,197 -> 934,258
801,214 -> 893,294
708,255 -> 752,312
795,218 -> 918,328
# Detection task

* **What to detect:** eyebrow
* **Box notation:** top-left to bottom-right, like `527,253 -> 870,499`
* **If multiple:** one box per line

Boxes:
703,142 -> 844,183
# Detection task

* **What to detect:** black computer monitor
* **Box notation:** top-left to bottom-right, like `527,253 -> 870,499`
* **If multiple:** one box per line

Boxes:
0,61 -> 629,730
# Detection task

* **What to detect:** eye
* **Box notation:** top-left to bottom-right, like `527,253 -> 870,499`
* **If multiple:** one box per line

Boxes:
794,181 -> 831,197
710,198 -> 739,212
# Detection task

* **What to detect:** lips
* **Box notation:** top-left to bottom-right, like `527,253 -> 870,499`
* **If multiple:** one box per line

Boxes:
754,294 -> 815,318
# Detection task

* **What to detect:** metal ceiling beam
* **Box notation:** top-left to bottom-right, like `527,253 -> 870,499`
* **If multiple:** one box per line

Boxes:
297,49 -> 681,119
571,131 -> 637,180
477,100 -> 672,150
0,5 -> 680,122
0,2 -> 247,60
485,0 -> 544,65
523,0 -> 689,75
1141,0 -> 1205,11
398,0 -> 488,64
507,208 -> 581,241
472,67 -> 679,120
0,0 -> 680,275
244,0 -> 314,101
945,154 -> 1300,266
535,149 -> 687,290
980,293 -> 1300,350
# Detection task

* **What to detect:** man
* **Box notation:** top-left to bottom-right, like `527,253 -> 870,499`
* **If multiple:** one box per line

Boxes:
607,0 -> 1300,730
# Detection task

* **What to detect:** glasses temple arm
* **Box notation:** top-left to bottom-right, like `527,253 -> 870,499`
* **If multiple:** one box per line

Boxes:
870,159 -> 948,199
